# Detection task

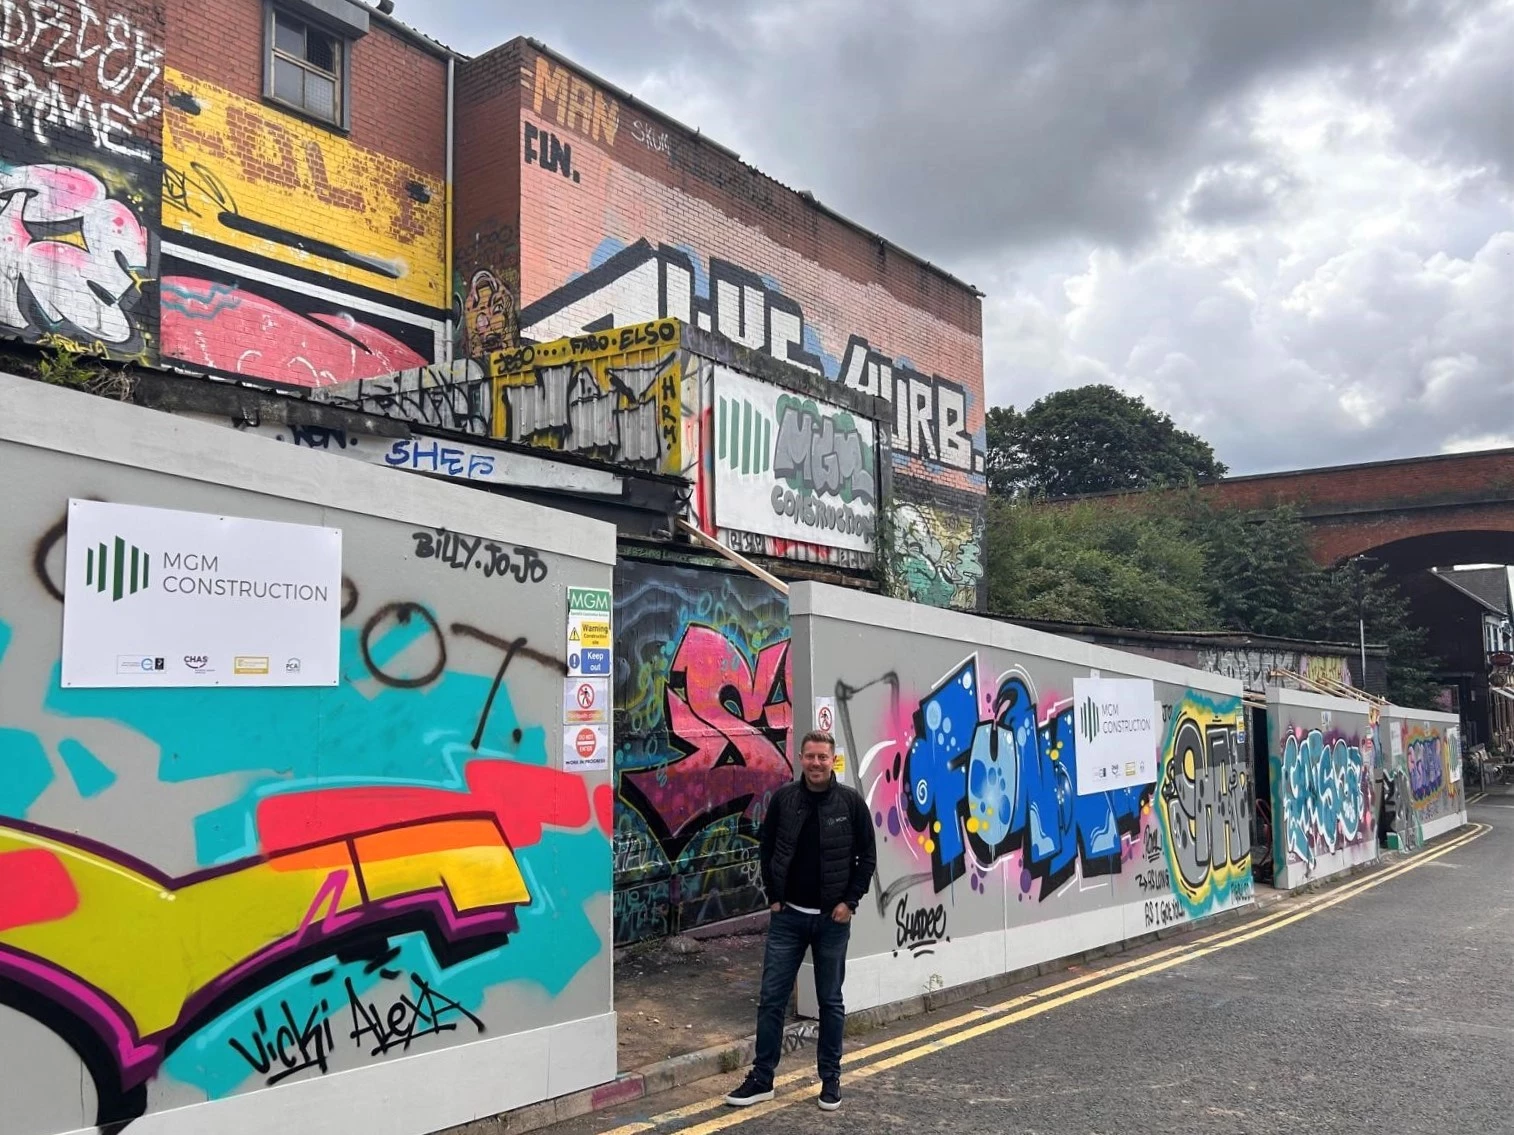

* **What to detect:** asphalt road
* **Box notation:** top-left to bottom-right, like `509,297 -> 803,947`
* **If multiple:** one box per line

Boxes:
558,797 -> 1514,1135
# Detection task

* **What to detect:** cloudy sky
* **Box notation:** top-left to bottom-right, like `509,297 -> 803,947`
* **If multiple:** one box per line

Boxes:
405,0 -> 1512,475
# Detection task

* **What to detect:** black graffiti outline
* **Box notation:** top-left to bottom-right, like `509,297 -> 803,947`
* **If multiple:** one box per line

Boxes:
359,602 -> 447,689
345,973 -> 484,1058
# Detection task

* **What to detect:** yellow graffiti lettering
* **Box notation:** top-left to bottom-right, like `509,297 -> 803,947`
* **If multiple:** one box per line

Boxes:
161,69 -> 445,308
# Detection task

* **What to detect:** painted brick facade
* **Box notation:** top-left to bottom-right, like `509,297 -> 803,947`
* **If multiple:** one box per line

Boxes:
159,0 -> 450,384
1,0 -> 167,360
456,40 -> 988,609
2,0 -> 450,385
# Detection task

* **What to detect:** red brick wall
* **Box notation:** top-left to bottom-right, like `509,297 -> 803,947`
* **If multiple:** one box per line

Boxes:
1185,451 -> 1514,564
454,40 -> 524,359
0,0 -> 166,361
157,0 -> 450,386
483,40 -> 988,607
166,0 -> 445,176
1204,450 -> 1514,514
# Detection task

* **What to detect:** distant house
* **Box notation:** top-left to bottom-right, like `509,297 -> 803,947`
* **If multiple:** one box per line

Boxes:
1399,566 -> 1514,750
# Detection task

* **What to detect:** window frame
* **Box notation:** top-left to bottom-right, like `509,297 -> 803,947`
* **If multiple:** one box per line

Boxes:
262,2 -> 352,132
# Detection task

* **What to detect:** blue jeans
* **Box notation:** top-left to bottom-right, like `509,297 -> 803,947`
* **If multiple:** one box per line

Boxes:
752,906 -> 850,1084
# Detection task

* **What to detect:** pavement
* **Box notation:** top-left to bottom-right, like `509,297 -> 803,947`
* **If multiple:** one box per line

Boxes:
440,828 -> 1437,1135
463,794 -> 1504,1134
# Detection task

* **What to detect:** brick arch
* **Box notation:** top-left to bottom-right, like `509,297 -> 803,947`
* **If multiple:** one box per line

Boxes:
1310,504 -> 1514,566
1187,447 -> 1514,568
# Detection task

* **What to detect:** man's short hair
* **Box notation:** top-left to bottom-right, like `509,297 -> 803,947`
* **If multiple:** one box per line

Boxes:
800,730 -> 836,752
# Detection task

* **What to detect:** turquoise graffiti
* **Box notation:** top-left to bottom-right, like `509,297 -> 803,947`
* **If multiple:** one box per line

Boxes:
0,603 -> 608,1117
1272,727 -> 1372,874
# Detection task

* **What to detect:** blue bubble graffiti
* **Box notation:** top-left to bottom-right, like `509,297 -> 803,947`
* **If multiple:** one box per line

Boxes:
903,659 -> 1143,897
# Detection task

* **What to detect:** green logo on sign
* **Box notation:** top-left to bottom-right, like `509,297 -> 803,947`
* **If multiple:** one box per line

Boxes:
568,587 -> 611,613
1080,696 -> 1100,742
85,536 -> 151,602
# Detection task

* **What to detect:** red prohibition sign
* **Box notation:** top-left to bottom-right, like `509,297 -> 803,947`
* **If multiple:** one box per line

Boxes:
576,682 -> 595,708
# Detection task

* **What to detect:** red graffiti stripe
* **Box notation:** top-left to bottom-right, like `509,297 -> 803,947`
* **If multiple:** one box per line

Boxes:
0,849 -> 79,932
256,760 -> 591,853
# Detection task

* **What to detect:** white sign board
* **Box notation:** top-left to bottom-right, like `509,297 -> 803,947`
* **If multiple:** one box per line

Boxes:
62,499 -> 341,688
563,724 -> 609,772
1072,677 -> 1159,794
712,365 -> 877,554
814,696 -> 837,736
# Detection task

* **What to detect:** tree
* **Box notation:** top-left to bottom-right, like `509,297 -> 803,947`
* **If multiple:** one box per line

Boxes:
986,385 -> 1227,498
1293,561 -> 1441,707
1182,503 -> 1440,704
985,496 -> 1212,630
984,494 -> 1441,705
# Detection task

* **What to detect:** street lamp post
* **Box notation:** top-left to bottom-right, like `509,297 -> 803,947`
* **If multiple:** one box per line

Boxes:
1348,555 -> 1374,690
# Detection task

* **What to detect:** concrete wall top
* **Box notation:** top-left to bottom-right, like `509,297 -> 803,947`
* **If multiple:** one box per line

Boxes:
0,374 -> 617,567
1385,705 -> 1461,727
1267,686 -> 1373,716
790,582 -> 1244,702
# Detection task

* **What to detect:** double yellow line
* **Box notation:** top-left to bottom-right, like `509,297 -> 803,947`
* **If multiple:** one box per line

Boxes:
600,822 -> 1490,1135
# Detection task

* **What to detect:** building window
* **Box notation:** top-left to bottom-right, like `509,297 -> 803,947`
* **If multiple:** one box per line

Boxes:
266,7 -> 346,126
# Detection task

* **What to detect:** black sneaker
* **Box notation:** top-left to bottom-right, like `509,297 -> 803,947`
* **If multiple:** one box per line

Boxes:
819,1078 -> 841,1111
724,1072 -> 774,1107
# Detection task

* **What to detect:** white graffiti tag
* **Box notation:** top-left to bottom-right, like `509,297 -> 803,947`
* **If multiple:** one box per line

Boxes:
0,163 -> 148,344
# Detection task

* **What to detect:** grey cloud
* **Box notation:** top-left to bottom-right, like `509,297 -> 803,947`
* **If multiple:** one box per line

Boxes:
407,0 -> 1492,256
1184,159 -> 1301,225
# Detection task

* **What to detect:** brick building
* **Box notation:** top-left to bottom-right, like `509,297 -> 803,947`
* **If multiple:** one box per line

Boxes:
2,0 -> 452,381
454,39 -> 987,609
3,4 -> 988,948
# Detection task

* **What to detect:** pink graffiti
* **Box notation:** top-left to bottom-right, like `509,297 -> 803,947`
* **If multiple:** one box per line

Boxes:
0,164 -> 148,344
625,625 -> 792,843
159,275 -> 427,385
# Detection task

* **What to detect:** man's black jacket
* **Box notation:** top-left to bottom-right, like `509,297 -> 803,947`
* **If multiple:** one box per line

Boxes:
758,776 -> 876,912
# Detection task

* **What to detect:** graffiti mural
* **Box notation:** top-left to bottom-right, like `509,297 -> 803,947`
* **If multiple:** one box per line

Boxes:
888,500 -> 983,610
508,41 -> 987,607
0,0 -> 162,359
0,162 -> 153,354
612,559 -> 791,944
488,319 -> 685,474
161,70 -> 445,308
1200,649 -> 1353,695
159,262 -> 431,386
517,238 -> 985,483
1270,721 -> 1375,887
890,658 -> 1145,898
309,358 -> 494,434
711,364 -> 879,557
159,67 -> 445,385
0,472 -> 611,1132
849,658 -> 1246,917
793,587 -> 1255,1017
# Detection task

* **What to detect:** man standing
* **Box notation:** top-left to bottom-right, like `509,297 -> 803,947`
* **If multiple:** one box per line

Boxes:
724,730 -> 876,1112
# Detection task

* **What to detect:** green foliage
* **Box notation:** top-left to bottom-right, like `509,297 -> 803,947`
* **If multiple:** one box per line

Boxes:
986,494 -> 1440,705
986,497 -> 1211,630
986,385 -> 1226,498
37,347 -> 93,387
